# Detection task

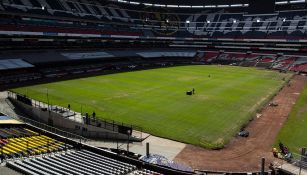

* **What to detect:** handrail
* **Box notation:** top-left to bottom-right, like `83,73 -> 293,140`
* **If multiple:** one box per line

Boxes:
8,91 -> 143,139
1,101 -> 87,144
13,114 -> 87,143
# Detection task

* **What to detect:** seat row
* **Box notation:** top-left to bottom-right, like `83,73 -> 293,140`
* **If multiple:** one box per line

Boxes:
7,150 -> 141,175
201,52 -> 307,73
0,127 -> 37,138
0,128 -> 71,158
129,169 -> 163,175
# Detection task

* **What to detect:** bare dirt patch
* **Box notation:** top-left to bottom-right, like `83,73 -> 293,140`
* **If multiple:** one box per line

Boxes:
174,75 -> 307,172
298,104 -> 307,115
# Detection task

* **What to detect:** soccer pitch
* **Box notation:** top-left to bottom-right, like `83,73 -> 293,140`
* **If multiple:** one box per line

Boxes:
12,65 -> 292,148
274,84 -> 307,154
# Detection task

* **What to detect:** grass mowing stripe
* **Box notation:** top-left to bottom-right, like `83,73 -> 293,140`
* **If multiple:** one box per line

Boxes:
12,65 -> 292,148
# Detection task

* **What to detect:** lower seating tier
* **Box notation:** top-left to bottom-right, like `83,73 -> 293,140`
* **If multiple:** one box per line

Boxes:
0,128 -> 72,158
7,150 -> 143,175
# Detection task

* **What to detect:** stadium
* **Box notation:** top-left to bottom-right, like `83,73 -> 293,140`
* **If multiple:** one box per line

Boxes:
0,0 -> 306,174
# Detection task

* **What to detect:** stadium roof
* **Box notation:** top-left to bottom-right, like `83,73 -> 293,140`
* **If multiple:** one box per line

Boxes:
108,0 -> 305,8
114,0 -> 248,6
109,0 -> 248,7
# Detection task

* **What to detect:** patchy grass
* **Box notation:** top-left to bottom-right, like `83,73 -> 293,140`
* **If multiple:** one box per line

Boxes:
274,84 -> 307,154
12,65 -> 291,148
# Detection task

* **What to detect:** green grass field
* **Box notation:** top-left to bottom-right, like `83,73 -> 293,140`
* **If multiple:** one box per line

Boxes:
12,65 -> 292,148
274,84 -> 307,154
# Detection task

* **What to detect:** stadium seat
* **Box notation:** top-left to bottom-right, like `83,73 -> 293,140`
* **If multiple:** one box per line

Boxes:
0,127 -> 67,157
0,0 -> 307,39
6,150 -> 147,175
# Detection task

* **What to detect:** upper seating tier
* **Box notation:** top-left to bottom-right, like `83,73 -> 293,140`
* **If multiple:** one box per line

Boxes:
0,1 -> 307,39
